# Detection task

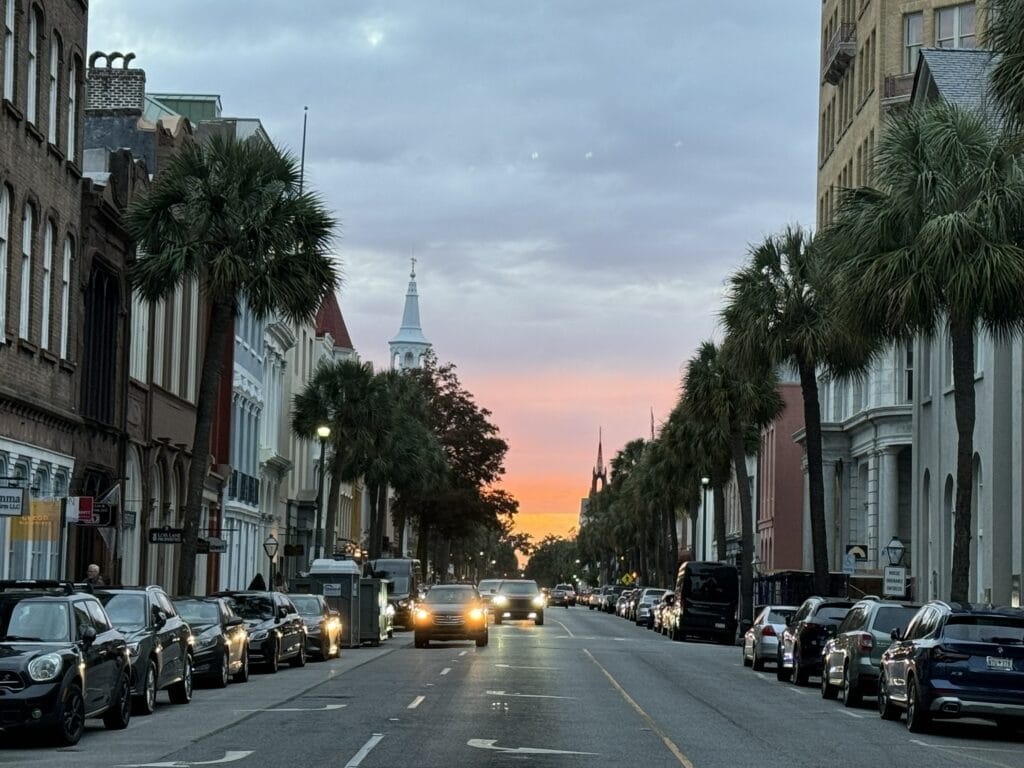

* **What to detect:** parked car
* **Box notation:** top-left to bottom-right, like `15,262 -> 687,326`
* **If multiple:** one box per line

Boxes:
636,588 -> 670,628
742,604 -> 798,670
492,579 -> 545,625
821,598 -> 919,706
878,601 -> 1024,732
414,584 -> 488,648
172,596 -> 250,687
666,562 -> 739,644
0,580 -> 132,745
654,593 -> 677,633
288,594 -> 341,661
776,596 -> 854,685
95,585 -> 194,714
602,585 -> 627,613
216,591 -> 306,672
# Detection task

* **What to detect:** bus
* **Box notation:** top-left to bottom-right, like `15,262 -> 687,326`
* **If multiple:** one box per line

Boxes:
669,561 -> 738,645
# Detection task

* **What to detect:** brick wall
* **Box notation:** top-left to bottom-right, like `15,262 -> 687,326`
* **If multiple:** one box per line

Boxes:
86,64 -> 146,113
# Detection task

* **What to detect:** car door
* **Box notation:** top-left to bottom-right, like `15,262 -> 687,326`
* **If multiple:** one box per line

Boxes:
85,597 -> 123,710
886,607 -> 932,702
829,605 -> 864,684
152,590 -> 184,685
276,595 -> 302,657
785,601 -> 812,665
221,601 -> 244,669
72,600 -> 105,712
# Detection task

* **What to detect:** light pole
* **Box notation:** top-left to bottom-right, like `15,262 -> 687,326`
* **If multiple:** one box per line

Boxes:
314,425 -> 331,560
262,533 -> 279,590
701,476 -> 710,561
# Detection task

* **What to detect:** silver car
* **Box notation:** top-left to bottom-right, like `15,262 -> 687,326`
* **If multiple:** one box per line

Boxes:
743,605 -> 798,670
636,588 -> 669,628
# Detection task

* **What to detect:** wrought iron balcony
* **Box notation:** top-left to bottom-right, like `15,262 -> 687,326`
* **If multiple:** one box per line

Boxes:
881,72 -> 915,108
822,22 -> 857,85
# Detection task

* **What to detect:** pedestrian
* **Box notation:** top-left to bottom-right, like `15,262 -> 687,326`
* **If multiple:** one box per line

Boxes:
84,563 -> 105,586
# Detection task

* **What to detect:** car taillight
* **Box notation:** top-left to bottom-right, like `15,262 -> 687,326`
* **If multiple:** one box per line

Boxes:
931,645 -> 970,663
858,633 -> 874,653
761,625 -> 776,637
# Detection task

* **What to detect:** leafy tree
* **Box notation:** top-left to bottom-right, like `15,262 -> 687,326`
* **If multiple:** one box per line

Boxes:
822,101 -> 1024,601
524,536 -> 580,587
127,133 -> 337,594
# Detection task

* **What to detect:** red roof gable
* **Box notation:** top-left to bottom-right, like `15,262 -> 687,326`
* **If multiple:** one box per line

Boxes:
315,292 -> 354,350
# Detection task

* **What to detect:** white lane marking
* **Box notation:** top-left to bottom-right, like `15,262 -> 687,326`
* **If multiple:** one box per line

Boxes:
440,667 -> 451,675
552,619 -> 575,638
486,690 -> 576,699
345,734 -> 385,768
235,704 -> 346,712
459,650 -> 469,657
468,739 -> 598,756
785,687 -> 811,696
839,710 -> 864,719
116,752 -> 253,767
911,739 -> 1024,754
495,663 -> 560,670
408,695 -> 425,709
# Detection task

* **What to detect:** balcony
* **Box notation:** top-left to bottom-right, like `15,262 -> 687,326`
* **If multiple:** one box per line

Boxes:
881,72 -> 915,108
228,469 -> 260,507
822,22 -> 857,85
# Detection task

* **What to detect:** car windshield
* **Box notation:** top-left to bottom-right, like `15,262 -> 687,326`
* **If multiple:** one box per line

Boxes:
174,600 -> 220,624
227,595 -> 274,620
99,593 -> 146,628
424,588 -> 477,605
871,606 -> 918,633
0,600 -> 71,641
478,580 -> 502,594
500,581 -> 539,596
944,616 -> 1024,644
289,595 -> 323,616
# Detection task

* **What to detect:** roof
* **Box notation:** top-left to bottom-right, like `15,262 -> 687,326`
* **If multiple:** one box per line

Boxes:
913,48 -> 1000,115
315,292 -> 354,350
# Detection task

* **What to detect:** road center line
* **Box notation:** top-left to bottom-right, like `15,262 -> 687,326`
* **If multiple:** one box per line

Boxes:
440,667 -> 451,675
838,710 -> 863,719
583,649 -> 695,768
345,734 -> 385,768
408,695 -> 425,709
785,687 -> 811,696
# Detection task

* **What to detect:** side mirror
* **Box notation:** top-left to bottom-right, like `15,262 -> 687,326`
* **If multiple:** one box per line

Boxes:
153,610 -> 167,628
79,625 -> 97,646
278,607 -> 289,620
890,627 -> 902,642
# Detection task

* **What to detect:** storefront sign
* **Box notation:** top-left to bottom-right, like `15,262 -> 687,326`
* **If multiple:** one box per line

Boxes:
148,526 -> 184,544
66,496 -> 94,523
11,499 -> 61,542
0,488 -> 26,517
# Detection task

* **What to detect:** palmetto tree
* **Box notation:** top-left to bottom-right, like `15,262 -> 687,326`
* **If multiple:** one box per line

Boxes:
722,227 -> 853,595
822,101 -> 1024,602
127,133 -> 337,595
983,0 -> 1024,128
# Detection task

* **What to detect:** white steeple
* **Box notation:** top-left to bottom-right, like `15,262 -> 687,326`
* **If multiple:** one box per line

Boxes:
389,258 -> 431,370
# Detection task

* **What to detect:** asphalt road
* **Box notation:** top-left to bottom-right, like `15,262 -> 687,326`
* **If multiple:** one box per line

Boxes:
4,606 -> 1024,768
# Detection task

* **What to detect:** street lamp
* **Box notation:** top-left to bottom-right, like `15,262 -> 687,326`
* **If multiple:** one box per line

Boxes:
701,476 -> 711,561
314,425 -> 331,559
883,536 -> 905,567
262,533 -> 279,589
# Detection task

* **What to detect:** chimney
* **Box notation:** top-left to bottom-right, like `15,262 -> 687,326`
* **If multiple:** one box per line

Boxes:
85,51 -> 146,114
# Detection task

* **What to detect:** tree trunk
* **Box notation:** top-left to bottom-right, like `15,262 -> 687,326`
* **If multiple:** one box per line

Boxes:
732,431 -> 755,624
416,520 -> 430,582
374,484 -> 388,557
667,502 -> 679,588
714,484 -> 727,562
324,450 -> 344,557
367,481 -> 380,560
798,358 -> 830,596
949,322 -> 976,603
178,300 -> 234,596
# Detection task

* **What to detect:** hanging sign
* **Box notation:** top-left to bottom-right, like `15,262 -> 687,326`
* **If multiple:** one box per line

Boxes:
148,526 -> 184,544
0,488 -> 26,517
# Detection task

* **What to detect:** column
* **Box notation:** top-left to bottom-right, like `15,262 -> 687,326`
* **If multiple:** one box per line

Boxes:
879,448 -> 899,565
822,458 -> 837,570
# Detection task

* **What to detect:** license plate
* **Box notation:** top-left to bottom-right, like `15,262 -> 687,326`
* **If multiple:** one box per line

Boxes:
987,656 -> 1014,671
715,622 -> 726,629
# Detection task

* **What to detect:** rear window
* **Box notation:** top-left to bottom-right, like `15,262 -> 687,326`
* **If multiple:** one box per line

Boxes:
768,610 -> 795,624
871,606 -> 918,633
943,615 -> 1024,644
682,566 -> 738,602
814,606 -> 850,622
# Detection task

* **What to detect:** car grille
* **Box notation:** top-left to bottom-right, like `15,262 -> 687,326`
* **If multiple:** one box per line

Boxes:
433,614 -> 465,627
0,671 -> 25,691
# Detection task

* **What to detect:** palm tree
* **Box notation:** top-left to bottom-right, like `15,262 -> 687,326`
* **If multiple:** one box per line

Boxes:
983,0 -> 1024,128
722,227 -> 854,596
683,340 -> 783,623
822,101 -> 1024,602
127,133 -> 337,595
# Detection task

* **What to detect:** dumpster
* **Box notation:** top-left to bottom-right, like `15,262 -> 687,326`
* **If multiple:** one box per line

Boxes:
292,558 -> 363,648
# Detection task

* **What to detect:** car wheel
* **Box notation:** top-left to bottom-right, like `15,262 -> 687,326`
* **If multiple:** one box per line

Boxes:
233,648 -> 250,683
133,660 -> 158,715
877,672 -> 901,721
53,683 -> 86,746
476,634 -> 488,648
841,665 -> 862,708
792,650 -> 809,686
168,654 -> 193,704
821,665 -> 838,699
103,671 -> 132,730
213,650 -> 230,688
265,642 -> 280,673
290,641 -> 307,667
906,677 -> 931,733
535,612 -> 544,626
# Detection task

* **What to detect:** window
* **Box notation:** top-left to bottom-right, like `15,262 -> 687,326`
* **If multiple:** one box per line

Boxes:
170,282 -> 182,394
129,289 -> 150,381
40,220 -> 53,349
936,3 -> 976,49
59,235 -> 70,358
187,278 -> 198,401
152,297 -> 165,386
903,339 -> 913,402
66,58 -> 78,160
26,7 -> 38,124
0,185 -> 9,342
903,12 -> 923,73
2,0 -> 13,101
47,33 -> 60,143
19,202 -> 33,339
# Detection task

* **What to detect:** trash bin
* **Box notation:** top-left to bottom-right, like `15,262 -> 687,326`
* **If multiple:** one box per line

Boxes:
294,559 -> 363,648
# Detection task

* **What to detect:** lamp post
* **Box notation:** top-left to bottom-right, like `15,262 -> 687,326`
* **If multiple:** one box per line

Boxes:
314,425 -> 331,560
262,533 -> 279,589
883,536 -> 905,567
700,476 -> 710,561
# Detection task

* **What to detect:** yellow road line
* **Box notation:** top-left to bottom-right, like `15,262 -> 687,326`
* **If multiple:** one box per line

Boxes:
583,649 -> 695,768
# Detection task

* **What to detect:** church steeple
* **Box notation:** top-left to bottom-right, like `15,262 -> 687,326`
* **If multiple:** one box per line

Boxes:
389,258 -> 431,370
591,428 -> 607,494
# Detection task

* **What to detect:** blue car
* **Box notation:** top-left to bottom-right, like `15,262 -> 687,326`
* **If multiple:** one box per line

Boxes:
878,601 -> 1024,733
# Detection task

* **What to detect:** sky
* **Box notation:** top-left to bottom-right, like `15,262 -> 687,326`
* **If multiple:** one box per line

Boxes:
89,1 -> 821,546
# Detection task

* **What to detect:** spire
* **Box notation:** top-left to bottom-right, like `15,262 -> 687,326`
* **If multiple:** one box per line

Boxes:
389,259 -> 431,369
591,428 -> 607,494
596,428 -> 604,475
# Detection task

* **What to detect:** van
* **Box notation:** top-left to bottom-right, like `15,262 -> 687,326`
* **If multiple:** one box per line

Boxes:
669,561 -> 738,645
367,558 -> 421,629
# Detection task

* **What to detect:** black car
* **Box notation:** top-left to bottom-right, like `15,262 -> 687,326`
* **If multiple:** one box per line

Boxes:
0,580 -> 132,745
288,594 -> 341,661
492,579 -> 545,625
413,584 -> 488,648
172,596 -> 250,687
216,591 -> 306,672
96,586 -> 194,714
777,596 -> 854,685
878,601 -> 1024,732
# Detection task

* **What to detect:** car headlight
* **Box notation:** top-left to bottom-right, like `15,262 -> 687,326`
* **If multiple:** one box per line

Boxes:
250,630 -> 268,642
492,595 -> 508,607
398,599 -> 410,608
468,608 -> 484,621
28,653 -> 64,682
415,608 -> 431,622
196,629 -> 220,650
127,641 -> 140,660
532,595 -> 545,608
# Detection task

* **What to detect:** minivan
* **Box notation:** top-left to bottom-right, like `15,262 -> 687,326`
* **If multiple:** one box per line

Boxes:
667,561 -> 738,644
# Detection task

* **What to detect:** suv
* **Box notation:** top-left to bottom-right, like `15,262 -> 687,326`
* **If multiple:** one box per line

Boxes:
878,601 -> 1024,733
776,596 -> 854,685
0,580 -> 132,745
821,598 -> 919,706
492,580 -> 545,625
95,586 -> 194,715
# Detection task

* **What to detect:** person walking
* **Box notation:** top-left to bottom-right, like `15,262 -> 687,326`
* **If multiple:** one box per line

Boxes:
84,563 -> 105,586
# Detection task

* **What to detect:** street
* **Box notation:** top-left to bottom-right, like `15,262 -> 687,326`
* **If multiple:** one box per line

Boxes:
4,607 -> 1024,768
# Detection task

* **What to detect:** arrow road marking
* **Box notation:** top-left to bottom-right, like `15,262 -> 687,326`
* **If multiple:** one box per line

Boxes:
486,690 -> 576,699
116,751 -> 253,767
235,704 -> 346,712
468,739 -> 598,756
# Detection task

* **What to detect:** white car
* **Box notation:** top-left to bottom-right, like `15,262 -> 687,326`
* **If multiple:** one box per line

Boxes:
742,605 -> 798,670
635,588 -> 669,627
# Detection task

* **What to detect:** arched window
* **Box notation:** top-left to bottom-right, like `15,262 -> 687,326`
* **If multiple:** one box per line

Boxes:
66,56 -> 79,161
26,6 -> 40,124
19,202 -> 34,339
2,0 -> 14,101
40,219 -> 53,349
47,32 -> 61,144
0,185 -> 9,341
59,234 -> 71,358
